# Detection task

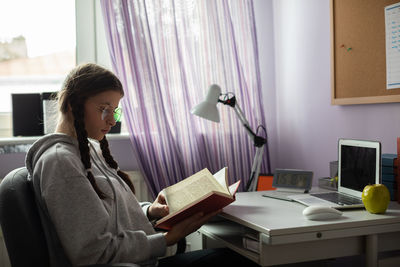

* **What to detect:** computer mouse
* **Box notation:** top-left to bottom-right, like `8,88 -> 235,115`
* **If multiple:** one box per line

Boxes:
303,206 -> 343,221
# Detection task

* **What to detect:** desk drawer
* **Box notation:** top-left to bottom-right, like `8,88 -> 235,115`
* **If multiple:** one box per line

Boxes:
200,221 -> 400,267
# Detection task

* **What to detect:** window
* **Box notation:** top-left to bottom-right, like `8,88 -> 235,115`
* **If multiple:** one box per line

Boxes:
0,0 -> 75,137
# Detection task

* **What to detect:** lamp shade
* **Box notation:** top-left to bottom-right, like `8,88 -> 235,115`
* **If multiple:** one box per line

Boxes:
191,84 -> 221,123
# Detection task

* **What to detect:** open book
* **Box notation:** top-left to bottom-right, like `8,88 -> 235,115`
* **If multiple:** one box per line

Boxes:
155,167 -> 240,230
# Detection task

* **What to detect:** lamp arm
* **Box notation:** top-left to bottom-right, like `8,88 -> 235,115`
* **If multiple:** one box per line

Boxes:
218,93 -> 269,191
231,104 -> 266,191
233,104 -> 257,142
219,96 -> 266,147
233,103 -> 267,148
246,146 -> 264,191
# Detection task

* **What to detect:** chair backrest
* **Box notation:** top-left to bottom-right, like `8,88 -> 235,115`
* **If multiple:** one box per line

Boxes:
0,167 -> 148,267
0,167 -> 50,267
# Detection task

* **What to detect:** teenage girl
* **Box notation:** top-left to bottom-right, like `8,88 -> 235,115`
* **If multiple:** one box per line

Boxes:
26,63 -> 257,267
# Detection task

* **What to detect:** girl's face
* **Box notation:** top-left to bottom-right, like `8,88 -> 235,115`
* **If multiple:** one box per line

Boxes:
84,90 -> 123,141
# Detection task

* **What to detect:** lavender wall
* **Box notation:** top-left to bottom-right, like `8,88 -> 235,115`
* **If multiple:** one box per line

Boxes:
255,0 -> 400,184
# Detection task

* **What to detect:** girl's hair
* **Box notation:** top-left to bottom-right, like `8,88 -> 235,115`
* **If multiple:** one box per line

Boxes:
58,63 -> 135,198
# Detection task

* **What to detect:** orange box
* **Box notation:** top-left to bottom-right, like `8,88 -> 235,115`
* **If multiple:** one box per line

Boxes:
256,174 -> 276,191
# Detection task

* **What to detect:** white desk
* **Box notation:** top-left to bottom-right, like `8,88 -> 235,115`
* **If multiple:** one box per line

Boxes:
199,191 -> 400,267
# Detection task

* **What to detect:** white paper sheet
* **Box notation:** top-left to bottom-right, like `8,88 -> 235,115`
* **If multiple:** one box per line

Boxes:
385,2 -> 400,89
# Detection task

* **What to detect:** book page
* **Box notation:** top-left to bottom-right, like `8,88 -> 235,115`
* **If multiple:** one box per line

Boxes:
228,180 -> 241,195
164,168 -> 228,214
213,167 -> 228,190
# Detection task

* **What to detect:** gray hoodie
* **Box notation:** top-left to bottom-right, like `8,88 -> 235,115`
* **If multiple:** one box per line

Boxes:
25,134 -> 166,266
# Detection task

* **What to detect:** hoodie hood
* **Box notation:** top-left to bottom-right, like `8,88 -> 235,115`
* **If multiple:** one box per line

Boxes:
25,133 -> 78,175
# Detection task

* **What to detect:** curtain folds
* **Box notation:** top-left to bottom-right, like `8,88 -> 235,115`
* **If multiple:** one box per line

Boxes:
101,0 -> 270,198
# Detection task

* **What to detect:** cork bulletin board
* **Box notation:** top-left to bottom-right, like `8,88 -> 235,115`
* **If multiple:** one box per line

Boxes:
331,0 -> 400,105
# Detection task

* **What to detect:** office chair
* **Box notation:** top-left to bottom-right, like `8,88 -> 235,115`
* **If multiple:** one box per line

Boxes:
0,167 -> 141,267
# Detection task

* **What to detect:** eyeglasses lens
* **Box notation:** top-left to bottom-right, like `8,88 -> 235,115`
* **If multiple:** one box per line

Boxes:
101,107 -> 122,121
113,108 -> 122,121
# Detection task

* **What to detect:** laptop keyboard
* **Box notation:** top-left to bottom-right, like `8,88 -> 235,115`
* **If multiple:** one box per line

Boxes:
310,192 -> 363,205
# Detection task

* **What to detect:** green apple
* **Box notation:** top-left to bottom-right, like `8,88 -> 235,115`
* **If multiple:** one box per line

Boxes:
362,184 -> 390,214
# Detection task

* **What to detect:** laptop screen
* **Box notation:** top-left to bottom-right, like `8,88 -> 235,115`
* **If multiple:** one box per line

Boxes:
338,139 -> 381,198
340,145 -> 377,192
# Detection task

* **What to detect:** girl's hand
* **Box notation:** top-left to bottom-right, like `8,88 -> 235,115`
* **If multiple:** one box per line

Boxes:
148,192 -> 169,220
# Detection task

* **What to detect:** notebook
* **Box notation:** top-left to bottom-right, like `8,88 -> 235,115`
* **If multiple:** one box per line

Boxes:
288,139 -> 381,209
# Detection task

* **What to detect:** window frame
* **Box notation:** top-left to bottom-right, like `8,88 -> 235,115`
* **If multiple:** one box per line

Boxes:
0,0 -> 123,141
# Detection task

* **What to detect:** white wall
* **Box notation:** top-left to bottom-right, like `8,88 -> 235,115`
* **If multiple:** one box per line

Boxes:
273,0 -> 334,179
254,0 -> 278,174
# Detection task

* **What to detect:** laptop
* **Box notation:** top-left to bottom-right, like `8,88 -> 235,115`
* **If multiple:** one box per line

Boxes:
288,139 -> 381,209
262,169 -> 313,202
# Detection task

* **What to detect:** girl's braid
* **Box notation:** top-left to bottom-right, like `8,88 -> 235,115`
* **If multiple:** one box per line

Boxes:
100,136 -> 135,194
71,97 -> 106,199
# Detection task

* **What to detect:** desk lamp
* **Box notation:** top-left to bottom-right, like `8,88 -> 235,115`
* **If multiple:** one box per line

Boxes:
191,84 -> 268,191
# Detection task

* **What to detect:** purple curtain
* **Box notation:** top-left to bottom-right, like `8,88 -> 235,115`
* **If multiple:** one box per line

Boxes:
101,0 -> 270,198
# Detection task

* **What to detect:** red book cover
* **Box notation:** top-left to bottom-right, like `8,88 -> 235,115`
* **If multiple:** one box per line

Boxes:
155,189 -> 238,230
154,168 -> 240,230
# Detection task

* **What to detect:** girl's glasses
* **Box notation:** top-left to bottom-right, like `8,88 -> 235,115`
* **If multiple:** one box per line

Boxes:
101,106 -> 122,122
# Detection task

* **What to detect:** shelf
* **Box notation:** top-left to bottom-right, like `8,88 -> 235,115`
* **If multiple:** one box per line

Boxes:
199,221 -> 260,264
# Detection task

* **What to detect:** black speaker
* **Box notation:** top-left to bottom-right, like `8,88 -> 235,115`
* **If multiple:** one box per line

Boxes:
109,121 -> 121,134
12,93 -> 44,136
